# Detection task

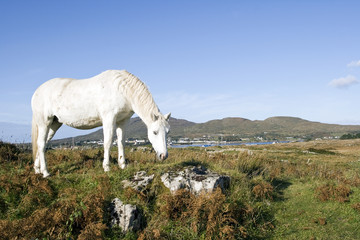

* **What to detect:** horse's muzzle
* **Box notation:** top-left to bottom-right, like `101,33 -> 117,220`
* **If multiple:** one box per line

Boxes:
159,153 -> 168,161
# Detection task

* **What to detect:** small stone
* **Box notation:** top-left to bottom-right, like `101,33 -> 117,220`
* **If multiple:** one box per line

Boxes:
122,171 -> 154,192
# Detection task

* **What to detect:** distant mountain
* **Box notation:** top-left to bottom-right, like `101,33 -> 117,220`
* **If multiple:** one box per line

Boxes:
49,116 -> 360,145
185,116 -> 360,138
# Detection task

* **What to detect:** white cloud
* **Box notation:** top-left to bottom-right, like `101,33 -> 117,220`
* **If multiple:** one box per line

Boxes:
329,75 -> 358,88
347,60 -> 360,68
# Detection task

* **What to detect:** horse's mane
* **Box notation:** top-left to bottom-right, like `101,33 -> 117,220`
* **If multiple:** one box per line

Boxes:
114,70 -> 160,121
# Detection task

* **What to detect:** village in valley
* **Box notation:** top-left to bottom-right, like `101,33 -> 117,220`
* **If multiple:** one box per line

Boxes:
48,133 -> 342,149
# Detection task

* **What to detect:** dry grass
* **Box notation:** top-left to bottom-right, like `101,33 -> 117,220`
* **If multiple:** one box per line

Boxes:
315,183 -> 352,203
252,181 -> 274,200
0,144 -> 112,239
140,188 -> 242,240
352,203 -> 360,212
0,167 -> 109,239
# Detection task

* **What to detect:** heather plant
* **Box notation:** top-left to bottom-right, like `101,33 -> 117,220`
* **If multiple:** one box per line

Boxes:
252,180 -> 274,200
0,141 -> 21,162
315,182 -> 352,203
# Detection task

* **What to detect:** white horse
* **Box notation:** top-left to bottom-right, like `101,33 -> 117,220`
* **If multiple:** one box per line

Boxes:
32,70 -> 170,177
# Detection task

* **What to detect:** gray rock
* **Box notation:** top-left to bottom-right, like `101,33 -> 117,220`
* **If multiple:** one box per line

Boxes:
110,198 -> 143,232
130,147 -> 153,153
122,171 -> 154,192
160,166 -> 230,195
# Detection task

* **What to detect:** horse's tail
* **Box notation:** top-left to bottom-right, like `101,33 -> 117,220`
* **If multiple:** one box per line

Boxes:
32,115 -> 38,161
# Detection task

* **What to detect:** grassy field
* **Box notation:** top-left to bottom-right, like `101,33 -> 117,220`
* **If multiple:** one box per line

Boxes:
1,139 -> 360,239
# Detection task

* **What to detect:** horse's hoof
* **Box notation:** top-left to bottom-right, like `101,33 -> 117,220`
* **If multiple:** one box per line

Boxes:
42,171 -> 50,178
103,166 -> 110,172
120,163 -> 126,169
34,168 -> 41,174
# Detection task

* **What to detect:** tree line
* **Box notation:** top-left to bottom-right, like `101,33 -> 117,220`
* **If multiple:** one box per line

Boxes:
340,133 -> 360,140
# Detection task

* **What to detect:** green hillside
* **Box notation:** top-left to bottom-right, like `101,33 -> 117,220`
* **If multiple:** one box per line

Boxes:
185,116 -> 360,138
50,116 -> 360,145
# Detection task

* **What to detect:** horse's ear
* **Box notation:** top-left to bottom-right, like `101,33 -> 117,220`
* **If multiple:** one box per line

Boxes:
152,114 -> 159,122
164,112 -> 171,121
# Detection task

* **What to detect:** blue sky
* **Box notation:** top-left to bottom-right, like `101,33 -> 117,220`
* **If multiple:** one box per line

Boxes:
1,0 -> 360,139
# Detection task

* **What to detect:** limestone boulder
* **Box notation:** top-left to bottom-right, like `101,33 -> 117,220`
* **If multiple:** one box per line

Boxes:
122,171 -> 154,192
110,198 -> 143,233
161,166 -> 230,195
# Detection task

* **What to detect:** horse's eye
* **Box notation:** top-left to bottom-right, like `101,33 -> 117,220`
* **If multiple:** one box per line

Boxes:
153,131 -> 158,135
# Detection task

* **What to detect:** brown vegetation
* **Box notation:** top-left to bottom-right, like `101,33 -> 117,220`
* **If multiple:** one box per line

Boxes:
0,166 -> 109,239
139,188 -> 242,240
252,181 -> 274,200
315,183 -> 351,203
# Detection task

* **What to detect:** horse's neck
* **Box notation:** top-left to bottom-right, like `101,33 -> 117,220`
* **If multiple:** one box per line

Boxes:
132,104 -> 158,127
119,72 -> 159,127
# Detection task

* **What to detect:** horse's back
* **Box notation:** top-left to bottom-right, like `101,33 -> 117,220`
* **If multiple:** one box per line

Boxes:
33,70 -> 126,97
31,70 -> 132,129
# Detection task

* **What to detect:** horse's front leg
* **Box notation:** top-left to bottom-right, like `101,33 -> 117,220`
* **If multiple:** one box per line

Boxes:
116,125 -> 126,169
102,119 -> 115,172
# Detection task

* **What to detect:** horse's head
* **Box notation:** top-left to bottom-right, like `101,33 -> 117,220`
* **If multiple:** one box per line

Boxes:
147,112 -> 171,160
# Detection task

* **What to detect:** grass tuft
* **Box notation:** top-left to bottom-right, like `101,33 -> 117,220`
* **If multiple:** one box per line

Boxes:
315,183 -> 351,203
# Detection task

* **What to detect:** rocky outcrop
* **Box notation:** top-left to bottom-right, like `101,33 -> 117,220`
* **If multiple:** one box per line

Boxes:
130,147 -> 153,153
109,167 -> 230,233
122,171 -> 154,192
160,166 -> 230,195
110,198 -> 143,233
109,171 -> 154,233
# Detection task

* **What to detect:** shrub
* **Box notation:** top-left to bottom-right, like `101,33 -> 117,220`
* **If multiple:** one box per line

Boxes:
0,141 -> 21,162
352,203 -> 360,212
308,148 -> 336,155
315,183 -> 351,203
252,181 -> 274,200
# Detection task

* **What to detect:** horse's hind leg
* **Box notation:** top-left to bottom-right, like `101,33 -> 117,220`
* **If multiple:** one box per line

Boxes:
34,154 -> 41,174
47,118 -> 62,143
37,123 -> 51,177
